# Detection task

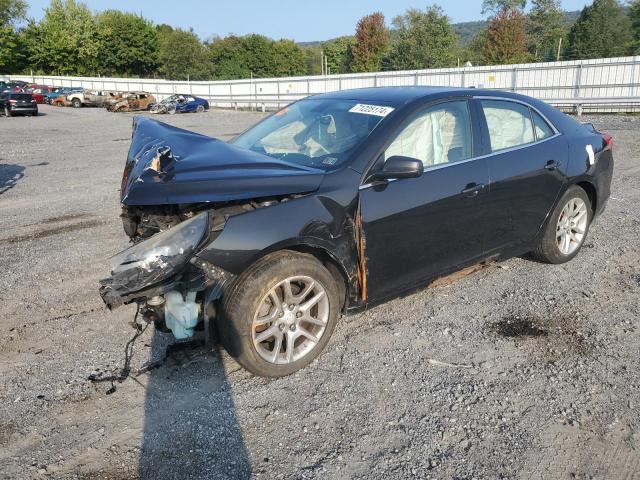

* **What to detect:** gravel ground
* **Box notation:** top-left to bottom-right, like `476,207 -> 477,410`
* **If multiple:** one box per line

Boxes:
0,106 -> 639,480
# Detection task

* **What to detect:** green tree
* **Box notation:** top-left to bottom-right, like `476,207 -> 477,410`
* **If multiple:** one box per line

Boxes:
322,36 -> 355,74
350,12 -> 389,72
0,26 -> 21,71
629,0 -> 640,54
96,10 -> 157,77
157,26 -> 211,80
208,35 -> 251,79
303,45 -> 323,76
462,29 -> 489,65
383,6 -> 458,70
0,0 -> 27,72
483,8 -> 530,64
241,34 -> 275,78
272,39 -> 307,77
527,0 -> 566,61
482,0 -> 527,14
566,0 -> 631,59
0,0 -> 25,26
26,0 -> 99,75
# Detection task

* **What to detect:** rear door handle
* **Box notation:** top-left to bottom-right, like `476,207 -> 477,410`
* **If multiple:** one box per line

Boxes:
545,160 -> 559,171
461,182 -> 486,197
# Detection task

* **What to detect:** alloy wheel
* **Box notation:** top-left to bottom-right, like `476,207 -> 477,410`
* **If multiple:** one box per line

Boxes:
556,197 -> 588,255
252,276 -> 329,365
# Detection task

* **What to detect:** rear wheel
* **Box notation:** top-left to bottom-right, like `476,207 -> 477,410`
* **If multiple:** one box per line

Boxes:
219,251 -> 340,377
532,185 -> 592,264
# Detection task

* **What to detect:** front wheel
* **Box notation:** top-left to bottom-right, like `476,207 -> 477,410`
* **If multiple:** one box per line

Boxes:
72,98 -> 82,108
218,251 -> 340,377
532,185 -> 592,264
196,104 -> 204,113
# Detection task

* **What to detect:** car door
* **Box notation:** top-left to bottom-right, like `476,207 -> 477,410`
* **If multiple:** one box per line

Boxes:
359,99 -> 490,302
475,98 -> 568,252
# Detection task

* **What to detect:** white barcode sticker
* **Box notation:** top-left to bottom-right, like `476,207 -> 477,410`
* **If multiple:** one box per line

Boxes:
349,104 -> 395,117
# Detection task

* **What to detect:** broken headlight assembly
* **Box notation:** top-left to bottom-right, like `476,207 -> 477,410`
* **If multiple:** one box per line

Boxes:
100,212 -> 209,309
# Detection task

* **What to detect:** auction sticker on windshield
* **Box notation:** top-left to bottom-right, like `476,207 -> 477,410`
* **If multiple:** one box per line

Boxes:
349,104 -> 395,117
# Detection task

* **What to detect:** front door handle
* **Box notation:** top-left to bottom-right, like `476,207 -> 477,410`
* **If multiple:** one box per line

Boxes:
545,160 -> 559,171
461,182 -> 486,197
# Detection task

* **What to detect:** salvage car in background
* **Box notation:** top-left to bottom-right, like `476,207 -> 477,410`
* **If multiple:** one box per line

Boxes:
24,85 -> 52,104
1,92 -> 38,116
107,92 -> 156,112
1,80 -> 28,92
100,87 -> 614,377
150,94 -> 209,114
45,87 -> 83,105
66,89 -> 122,108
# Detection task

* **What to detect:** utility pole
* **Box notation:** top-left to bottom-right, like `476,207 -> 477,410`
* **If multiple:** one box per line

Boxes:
320,51 -> 324,76
556,38 -> 563,62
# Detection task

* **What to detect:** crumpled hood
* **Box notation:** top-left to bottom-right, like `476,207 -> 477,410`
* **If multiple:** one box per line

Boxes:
121,116 -> 325,206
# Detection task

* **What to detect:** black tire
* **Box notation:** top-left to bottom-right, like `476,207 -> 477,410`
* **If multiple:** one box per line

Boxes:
196,105 -> 204,113
218,250 -> 340,377
71,98 -> 82,108
531,185 -> 592,264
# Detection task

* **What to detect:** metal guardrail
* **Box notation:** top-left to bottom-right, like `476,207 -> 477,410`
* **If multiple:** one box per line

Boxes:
204,96 -> 640,115
5,55 -> 640,114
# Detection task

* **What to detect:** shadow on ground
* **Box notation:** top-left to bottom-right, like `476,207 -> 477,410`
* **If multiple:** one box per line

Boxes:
139,330 -> 251,479
0,164 -> 25,195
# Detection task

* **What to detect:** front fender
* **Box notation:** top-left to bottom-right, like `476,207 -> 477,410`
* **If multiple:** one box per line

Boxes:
195,193 -> 359,299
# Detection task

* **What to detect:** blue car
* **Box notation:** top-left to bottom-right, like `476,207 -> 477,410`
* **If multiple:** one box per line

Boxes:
150,94 -> 209,114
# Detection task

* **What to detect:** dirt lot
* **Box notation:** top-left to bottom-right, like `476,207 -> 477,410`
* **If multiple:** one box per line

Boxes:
0,105 -> 639,480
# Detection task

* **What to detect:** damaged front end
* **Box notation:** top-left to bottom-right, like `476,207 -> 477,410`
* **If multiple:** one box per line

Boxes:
99,211 -> 233,339
120,116 -> 325,241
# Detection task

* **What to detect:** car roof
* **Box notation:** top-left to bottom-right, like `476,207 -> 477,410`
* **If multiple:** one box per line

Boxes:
311,86 -> 536,107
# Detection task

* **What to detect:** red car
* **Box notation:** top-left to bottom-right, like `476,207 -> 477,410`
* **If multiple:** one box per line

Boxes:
25,85 -> 53,104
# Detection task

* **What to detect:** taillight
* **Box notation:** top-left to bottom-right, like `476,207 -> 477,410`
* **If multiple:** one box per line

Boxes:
602,133 -> 613,149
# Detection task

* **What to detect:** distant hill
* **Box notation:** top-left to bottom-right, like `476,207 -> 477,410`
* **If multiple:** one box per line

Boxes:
453,20 -> 488,45
299,10 -> 583,48
454,10 -> 582,45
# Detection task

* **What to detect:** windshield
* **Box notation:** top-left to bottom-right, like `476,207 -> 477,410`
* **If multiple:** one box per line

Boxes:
232,98 -> 392,169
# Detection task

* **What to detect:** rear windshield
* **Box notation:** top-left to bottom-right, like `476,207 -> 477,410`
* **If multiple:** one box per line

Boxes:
11,94 -> 32,100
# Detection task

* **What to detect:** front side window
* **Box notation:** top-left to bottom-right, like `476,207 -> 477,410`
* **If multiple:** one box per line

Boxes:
233,98 -> 389,170
384,100 -> 472,168
481,100 -> 535,152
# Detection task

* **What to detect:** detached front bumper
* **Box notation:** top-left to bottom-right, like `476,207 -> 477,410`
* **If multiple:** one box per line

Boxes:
99,255 -> 234,339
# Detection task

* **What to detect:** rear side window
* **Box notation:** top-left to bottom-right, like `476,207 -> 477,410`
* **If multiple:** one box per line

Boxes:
385,100 -> 472,168
531,110 -> 554,140
480,100 -> 534,152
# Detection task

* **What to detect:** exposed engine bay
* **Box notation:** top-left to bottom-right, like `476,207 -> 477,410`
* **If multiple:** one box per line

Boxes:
121,196 -> 299,242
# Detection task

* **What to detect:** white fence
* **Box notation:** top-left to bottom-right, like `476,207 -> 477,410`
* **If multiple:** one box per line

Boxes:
5,56 -> 640,114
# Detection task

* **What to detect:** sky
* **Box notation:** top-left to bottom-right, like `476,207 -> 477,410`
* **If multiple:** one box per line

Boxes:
26,0 -> 595,42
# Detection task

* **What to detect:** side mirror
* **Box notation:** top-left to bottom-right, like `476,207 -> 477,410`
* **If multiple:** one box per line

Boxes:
371,156 -> 424,181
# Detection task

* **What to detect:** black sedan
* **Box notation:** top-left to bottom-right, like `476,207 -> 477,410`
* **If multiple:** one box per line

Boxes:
100,87 -> 613,377
1,92 -> 38,116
